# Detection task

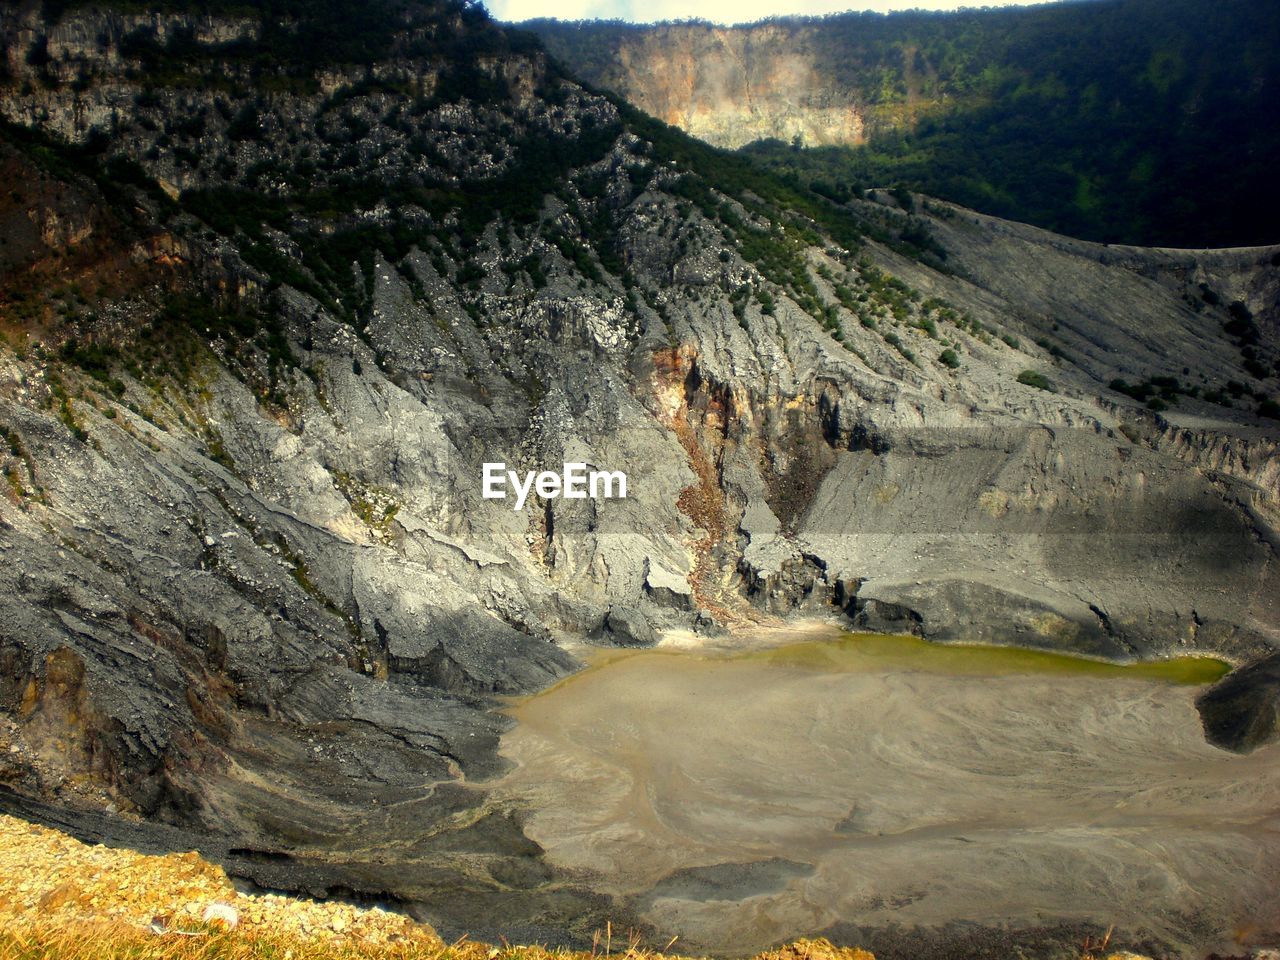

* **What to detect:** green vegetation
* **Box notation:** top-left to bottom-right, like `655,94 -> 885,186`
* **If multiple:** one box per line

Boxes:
0,423 -> 41,502
537,0 -> 1280,247
60,340 -> 127,398
1219,300 -> 1280,386
882,331 -> 915,364
153,294 -> 293,400
22,0 -> 1275,436
1016,369 -> 1054,392
1109,375 -> 1187,411
41,374 -> 89,442
332,470 -> 401,540
0,426 -> 21,461
167,56 -> 938,343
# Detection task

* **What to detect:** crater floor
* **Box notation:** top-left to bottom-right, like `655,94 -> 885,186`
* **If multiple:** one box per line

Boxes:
496,630 -> 1280,957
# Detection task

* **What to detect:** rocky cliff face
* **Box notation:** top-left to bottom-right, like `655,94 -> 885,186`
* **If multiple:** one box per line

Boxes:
544,22 -> 870,150
525,18 -> 968,151
0,0 -> 1278,944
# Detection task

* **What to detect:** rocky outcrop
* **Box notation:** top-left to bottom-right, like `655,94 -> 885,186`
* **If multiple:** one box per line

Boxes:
603,606 -> 658,647
1197,652 -> 1280,752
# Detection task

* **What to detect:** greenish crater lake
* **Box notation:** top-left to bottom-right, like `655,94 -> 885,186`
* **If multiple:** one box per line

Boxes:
740,632 -> 1233,684
494,628 -> 1277,957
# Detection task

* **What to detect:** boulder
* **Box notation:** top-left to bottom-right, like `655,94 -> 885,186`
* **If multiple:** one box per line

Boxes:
1196,652 -> 1280,753
604,607 -> 658,647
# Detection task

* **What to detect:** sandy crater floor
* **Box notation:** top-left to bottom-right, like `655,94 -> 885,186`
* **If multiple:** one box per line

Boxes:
495,631 -> 1280,956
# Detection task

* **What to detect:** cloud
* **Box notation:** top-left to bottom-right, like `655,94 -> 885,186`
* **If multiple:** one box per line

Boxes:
485,0 -> 1050,25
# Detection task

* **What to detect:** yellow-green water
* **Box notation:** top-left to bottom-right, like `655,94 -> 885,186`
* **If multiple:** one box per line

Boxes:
742,631 -> 1231,684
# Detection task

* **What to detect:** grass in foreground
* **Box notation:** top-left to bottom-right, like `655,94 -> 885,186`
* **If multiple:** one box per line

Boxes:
0,923 -> 879,960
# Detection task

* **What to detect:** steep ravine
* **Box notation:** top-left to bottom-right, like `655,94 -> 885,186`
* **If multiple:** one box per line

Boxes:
0,0 -> 1278,954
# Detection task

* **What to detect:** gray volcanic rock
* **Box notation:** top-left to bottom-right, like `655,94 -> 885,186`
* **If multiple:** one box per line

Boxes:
604,606 -> 658,647
1197,653 -> 1280,753
643,557 -> 695,610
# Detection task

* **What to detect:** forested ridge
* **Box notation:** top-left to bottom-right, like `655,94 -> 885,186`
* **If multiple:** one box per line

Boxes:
530,0 -> 1280,248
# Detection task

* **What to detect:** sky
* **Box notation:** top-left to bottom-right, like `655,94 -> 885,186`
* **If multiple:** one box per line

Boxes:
484,0 -> 1050,25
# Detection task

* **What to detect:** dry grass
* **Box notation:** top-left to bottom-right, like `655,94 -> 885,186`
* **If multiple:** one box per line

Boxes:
0,919 -> 440,960
0,924 -> 881,960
